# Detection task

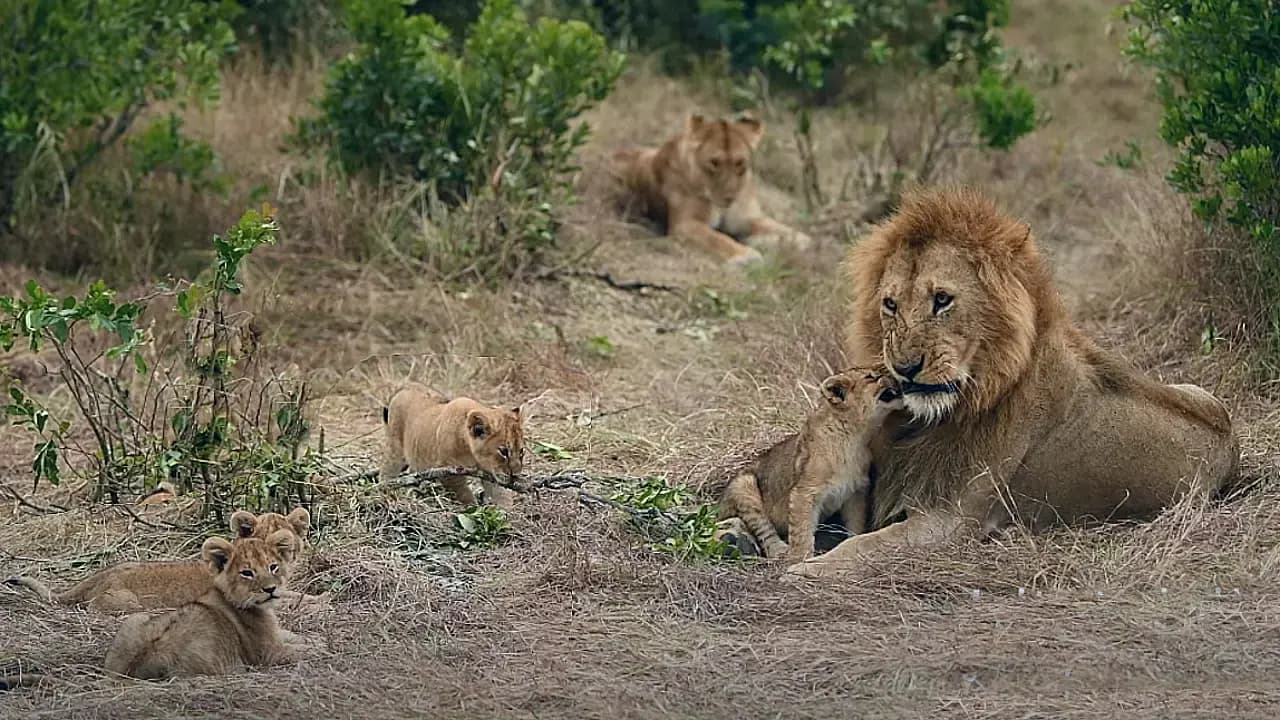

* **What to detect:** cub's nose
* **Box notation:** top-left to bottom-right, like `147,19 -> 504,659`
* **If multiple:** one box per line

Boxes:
262,586 -> 277,596
894,355 -> 925,380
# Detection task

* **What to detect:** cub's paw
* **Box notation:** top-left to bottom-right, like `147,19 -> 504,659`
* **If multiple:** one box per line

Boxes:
713,518 -> 761,558
726,247 -> 764,267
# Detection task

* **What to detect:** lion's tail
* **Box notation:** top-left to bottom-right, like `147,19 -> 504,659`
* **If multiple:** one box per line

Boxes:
3,576 -> 55,604
723,473 -> 788,558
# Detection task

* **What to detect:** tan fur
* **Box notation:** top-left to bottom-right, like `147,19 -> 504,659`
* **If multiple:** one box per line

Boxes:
103,530 -> 314,679
380,384 -> 526,508
612,113 -> 812,265
4,509 -> 316,613
789,187 -> 1240,577
717,367 -> 902,562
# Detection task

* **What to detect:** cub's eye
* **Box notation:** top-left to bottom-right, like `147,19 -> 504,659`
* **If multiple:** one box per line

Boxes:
239,569 -> 255,579
709,158 -> 722,169
882,297 -> 897,314
933,291 -> 953,314
498,446 -> 510,460
269,564 -> 279,574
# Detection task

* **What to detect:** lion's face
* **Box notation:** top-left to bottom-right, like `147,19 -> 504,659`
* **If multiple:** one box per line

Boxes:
847,188 -> 1042,424
203,530 -> 296,609
685,114 -> 763,206
465,406 -> 526,479
820,366 -> 903,423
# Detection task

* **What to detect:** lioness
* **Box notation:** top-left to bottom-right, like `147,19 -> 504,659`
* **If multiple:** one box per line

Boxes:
716,367 -> 902,562
380,384 -> 525,508
612,112 -> 812,265
788,187 -> 1240,577
104,530 -> 314,679
4,508 -> 319,612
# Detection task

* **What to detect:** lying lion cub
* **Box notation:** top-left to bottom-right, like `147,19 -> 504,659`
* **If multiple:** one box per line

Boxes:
612,112 -> 812,265
4,508 -> 319,613
716,367 -> 903,562
104,530 -> 313,679
380,384 -> 525,508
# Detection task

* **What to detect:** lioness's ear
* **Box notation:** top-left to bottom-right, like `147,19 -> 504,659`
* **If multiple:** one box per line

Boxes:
467,410 -> 489,439
202,537 -> 234,573
267,529 -> 297,562
686,114 -> 707,134
229,510 -> 257,538
285,507 -> 311,539
734,114 -> 764,149
511,405 -> 521,416
821,376 -> 852,406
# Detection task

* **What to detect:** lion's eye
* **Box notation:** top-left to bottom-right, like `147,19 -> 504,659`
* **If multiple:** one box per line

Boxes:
933,291 -> 953,314
269,564 -> 279,574
239,569 -> 254,579
882,297 -> 897,314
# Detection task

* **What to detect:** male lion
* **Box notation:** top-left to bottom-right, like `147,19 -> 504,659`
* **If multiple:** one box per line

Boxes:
716,366 -> 902,562
380,384 -> 525,508
104,530 -> 315,679
4,508 -> 320,612
612,113 -> 812,265
788,187 -> 1240,577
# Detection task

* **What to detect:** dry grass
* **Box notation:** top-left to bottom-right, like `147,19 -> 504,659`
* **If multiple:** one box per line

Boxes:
3,1 -> 1280,718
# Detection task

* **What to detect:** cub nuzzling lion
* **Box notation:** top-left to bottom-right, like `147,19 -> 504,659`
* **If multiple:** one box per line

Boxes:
612,112 -> 812,265
4,508 -> 320,613
716,366 -> 903,562
380,384 -> 526,508
103,530 -> 316,679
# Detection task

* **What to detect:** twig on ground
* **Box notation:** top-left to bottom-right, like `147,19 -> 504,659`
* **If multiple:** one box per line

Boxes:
107,503 -> 200,533
0,485 -> 69,515
536,268 -> 680,295
576,490 -> 682,527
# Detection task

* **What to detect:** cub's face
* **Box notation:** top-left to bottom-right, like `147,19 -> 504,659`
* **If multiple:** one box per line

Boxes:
686,114 -> 764,207
229,507 -> 310,556
820,367 -> 904,425
465,406 -> 525,479
876,243 -> 985,424
203,530 -> 296,609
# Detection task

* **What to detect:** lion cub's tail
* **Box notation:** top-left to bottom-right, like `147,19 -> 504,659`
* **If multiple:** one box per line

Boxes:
3,576 -> 55,604
723,473 -> 788,558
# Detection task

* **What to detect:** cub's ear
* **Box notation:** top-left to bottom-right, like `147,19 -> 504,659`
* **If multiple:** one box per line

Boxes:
267,529 -> 298,562
284,507 -> 311,539
467,410 -> 490,439
734,113 -> 764,149
510,405 -> 521,416
202,537 -> 234,573
686,113 -> 707,134
229,510 -> 257,538
820,375 -> 853,407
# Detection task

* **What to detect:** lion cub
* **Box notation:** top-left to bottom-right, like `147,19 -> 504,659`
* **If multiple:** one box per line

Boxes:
717,367 -> 903,562
104,530 -> 311,679
380,385 -> 525,508
612,112 -> 812,265
4,508 -> 316,613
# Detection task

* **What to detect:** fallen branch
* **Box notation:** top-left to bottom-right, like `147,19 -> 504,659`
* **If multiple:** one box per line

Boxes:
0,485 -> 69,515
536,268 -> 679,296
576,490 -> 682,527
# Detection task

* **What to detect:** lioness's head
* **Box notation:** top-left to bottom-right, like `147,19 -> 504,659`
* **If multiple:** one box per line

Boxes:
229,507 -> 310,554
845,188 -> 1056,423
203,529 -> 296,609
821,366 -> 904,422
466,405 -> 525,479
683,113 -> 764,206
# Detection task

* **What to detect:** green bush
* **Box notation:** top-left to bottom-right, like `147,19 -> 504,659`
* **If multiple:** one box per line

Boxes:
0,0 -> 236,235
229,0 -> 342,61
1125,1 -> 1279,244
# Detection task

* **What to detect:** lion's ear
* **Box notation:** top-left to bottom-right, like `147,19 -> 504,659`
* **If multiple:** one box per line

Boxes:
229,510 -> 257,538
202,537 -> 234,573
267,529 -> 298,563
467,410 -> 490,440
285,507 -> 311,539
734,114 -> 764,149
821,375 -> 852,407
686,114 -> 707,134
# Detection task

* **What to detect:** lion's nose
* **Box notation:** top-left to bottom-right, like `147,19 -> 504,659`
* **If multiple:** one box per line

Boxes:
894,355 -> 925,380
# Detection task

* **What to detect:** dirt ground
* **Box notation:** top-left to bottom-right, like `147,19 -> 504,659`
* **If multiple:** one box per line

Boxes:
4,3 -> 1280,719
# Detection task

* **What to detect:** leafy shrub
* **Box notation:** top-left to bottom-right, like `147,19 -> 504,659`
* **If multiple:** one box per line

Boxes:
0,0 -> 236,235
453,505 -> 512,548
229,0 -> 342,61
609,477 -> 734,561
0,207 -> 321,518
297,0 -> 624,277
1124,1 -> 1279,243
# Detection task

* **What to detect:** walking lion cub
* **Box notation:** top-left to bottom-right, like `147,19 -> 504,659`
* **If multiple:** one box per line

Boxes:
380,385 -> 526,508
716,367 -> 902,562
